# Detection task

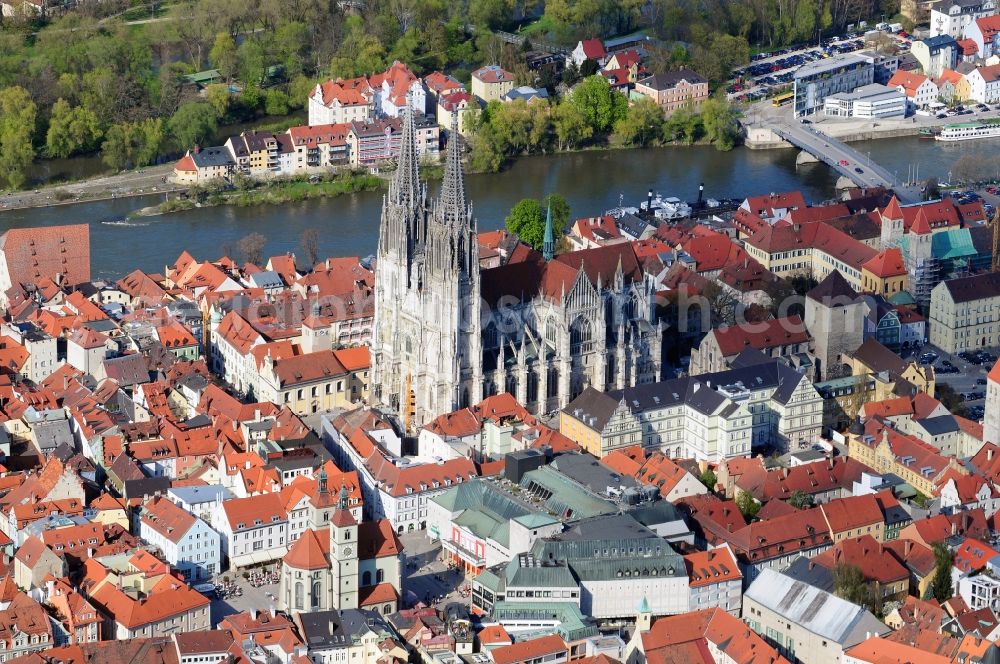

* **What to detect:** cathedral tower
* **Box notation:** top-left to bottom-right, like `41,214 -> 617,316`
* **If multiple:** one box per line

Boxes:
372,112 -> 482,429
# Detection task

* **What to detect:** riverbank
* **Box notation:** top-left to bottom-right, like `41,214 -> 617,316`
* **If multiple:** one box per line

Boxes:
745,104 -> 1000,150
0,164 -> 178,213
136,173 -> 386,217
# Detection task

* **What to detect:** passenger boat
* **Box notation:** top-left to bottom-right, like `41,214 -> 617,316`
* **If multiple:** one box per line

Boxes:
934,122 -> 1000,141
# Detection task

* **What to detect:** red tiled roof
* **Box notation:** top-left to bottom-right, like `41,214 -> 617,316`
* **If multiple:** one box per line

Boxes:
683,547 -> 741,588
813,535 -> 909,584
819,493 -> 884,534
491,635 -> 566,664
0,224 -> 90,289
888,70 -> 931,97
284,528 -> 329,570
746,222 -> 877,270
863,247 -> 907,278
175,154 -> 197,173
580,38 -> 607,60
709,315 -> 809,357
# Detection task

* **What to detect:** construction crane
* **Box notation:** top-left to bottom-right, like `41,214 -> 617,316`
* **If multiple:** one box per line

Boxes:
993,206 -> 1000,273
994,214 -> 1000,273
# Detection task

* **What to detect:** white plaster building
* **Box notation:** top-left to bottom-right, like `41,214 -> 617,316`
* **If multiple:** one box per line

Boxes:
931,0 -> 997,38
217,493 -> 289,568
139,496 -> 221,581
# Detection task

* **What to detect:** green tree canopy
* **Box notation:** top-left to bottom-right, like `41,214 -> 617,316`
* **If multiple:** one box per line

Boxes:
46,98 -> 103,158
551,101 -> 592,151
168,102 -> 218,151
788,489 -> 814,509
505,198 -> 546,249
569,75 -> 627,134
931,543 -> 954,602
101,118 -> 164,171
0,86 -> 37,190
736,490 -> 759,520
210,33 -> 238,80
614,96 -> 664,147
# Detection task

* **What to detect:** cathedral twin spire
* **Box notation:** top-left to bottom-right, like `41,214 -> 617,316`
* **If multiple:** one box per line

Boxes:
437,113 -> 469,226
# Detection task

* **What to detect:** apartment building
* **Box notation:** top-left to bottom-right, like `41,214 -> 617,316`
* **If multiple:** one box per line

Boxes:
929,272 -> 1000,353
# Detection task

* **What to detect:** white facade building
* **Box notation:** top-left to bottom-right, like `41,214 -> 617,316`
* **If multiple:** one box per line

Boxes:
931,0 -> 997,38
823,84 -> 907,118
139,497 -> 221,581
966,64 -> 1000,102
217,493 -> 289,568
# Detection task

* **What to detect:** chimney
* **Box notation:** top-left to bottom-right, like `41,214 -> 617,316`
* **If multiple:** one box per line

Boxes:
989,448 -> 994,462
904,540 -> 912,556
782,467 -> 789,478
952,521 -> 957,536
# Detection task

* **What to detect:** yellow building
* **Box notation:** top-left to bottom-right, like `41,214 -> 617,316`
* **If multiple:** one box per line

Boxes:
258,349 -> 360,416
437,91 -> 478,136
471,65 -> 514,103
743,222 -> 877,291
860,247 -> 909,297
847,337 -> 936,398
847,427 -> 958,497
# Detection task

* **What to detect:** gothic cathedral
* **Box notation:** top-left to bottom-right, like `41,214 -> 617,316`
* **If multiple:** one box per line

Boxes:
372,111 -> 663,430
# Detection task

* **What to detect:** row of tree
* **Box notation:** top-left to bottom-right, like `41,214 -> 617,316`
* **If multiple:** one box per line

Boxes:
469,75 -> 741,173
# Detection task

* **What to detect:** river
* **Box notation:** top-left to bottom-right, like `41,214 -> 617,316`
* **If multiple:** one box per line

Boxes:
1,135 -> 988,280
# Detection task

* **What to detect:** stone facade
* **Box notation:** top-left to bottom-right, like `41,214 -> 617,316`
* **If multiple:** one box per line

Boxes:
371,112 -> 663,429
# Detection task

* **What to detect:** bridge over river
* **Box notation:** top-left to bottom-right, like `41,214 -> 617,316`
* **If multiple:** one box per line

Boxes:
763,116 -> 922,204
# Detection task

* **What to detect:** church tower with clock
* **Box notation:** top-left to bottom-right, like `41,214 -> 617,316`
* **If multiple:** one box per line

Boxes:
329,486 -> 359,610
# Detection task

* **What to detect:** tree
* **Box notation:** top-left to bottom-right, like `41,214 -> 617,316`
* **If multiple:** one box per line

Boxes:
664,103 -> 703,144
551,101 -> 592,150
206,84 -> 232,119
935,383 -> 968,417
264,89 -> 290,116
698,468 -> 717,491
210,33 -> 238,81
505,198 -> 546,249
569,75 -> 627,134
236,39 -> 266,88
168,102 -> 218,151
579,58 -> 599,77
924,177 -> 941,200
101,118 -> 164,171
237,232 -> 267,266
701,96 -> 741,151
952,154 -> 989,184
788,489 -> 814,509
0,86 -> 37,190
931,543 -> 954,601
833,563 -> 868,606
300,228 -> 320,267
46,98 -> 102,158
736,490 -> 759,519
832,562 -> 881,614
615,96 -> 664,147
544,193 -> 570,234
